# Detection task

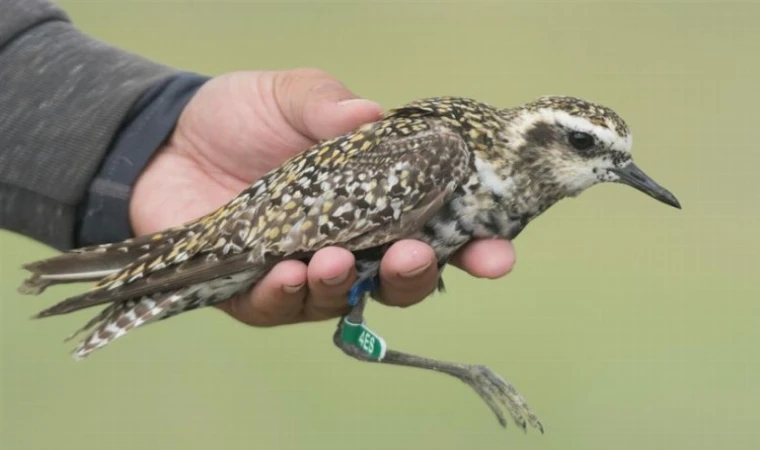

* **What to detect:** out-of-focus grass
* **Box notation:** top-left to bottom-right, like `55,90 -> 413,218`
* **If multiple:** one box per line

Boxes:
1,1 -> 758,450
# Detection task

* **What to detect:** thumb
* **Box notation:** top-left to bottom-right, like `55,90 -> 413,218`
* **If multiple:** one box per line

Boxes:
273,68 -> 383,141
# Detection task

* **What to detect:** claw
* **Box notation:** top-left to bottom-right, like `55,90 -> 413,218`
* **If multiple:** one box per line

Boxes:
468,380 -> 508,428
458,364 -> 543,433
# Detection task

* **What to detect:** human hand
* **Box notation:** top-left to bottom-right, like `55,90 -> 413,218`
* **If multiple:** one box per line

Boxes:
129,68 -> 516,326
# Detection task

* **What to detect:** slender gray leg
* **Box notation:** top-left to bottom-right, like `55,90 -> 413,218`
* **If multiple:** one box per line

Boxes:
333,297 -> 543,432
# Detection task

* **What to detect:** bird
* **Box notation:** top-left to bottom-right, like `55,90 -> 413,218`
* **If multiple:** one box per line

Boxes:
17,95 -> 680,432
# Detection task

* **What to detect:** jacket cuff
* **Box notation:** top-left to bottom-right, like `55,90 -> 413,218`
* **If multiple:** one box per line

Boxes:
77,72 -> 210,247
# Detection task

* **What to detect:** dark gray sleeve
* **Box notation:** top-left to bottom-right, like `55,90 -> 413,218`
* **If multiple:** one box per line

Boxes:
0,0 -> 179,250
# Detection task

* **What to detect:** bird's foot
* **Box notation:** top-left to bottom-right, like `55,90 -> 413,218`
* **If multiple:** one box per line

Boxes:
454,364 -> 543,432
333,291 -> 543,432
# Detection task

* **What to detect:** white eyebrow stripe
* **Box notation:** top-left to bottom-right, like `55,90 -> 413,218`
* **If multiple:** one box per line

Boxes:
538,109 -> 632,153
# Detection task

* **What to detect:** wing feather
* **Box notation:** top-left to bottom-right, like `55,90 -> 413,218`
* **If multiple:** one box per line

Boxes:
35,121 -> 471,317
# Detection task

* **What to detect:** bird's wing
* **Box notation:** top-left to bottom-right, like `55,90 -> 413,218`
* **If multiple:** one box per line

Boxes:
34,122 -> 472,317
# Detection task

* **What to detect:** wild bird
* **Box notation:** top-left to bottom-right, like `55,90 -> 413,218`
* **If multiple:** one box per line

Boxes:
18,95 -> 680,432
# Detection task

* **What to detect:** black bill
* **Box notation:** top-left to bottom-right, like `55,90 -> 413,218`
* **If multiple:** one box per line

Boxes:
612,163 -> 681,209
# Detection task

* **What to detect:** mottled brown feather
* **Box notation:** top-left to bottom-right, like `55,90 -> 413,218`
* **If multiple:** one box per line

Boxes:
33,119 -> 472,318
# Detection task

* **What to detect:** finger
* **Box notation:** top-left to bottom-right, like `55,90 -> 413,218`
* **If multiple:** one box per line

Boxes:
216,260 -> 308,327
303,247 -> 357,321
377,240 -> 439,307
274,68 -> 383,141
449,239 -> 516,279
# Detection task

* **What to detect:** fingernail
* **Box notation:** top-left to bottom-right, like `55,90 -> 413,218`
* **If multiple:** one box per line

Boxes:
282,282 -> 305,294
338,98 -> 381,109
400,260 -> 433,278
321,271 -> 349,286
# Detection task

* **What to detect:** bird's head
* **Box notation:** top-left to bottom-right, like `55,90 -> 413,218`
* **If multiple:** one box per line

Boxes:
501,95 -> 680,209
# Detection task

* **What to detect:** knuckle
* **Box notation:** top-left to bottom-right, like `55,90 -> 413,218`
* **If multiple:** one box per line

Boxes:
305,303 -> 348,322
273,68 -> 339,102
288,68 -> 344,95
250,305 -> 284,326
289,67 -> 332,80
250,293 -> 300,326
380,286 -> 433,308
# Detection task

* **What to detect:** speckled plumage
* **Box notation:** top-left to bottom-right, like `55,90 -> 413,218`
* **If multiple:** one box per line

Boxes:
18,94 -> 680,432
25,97 -> 515,353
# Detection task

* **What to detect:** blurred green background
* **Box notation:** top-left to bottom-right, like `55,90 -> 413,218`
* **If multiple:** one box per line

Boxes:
1,1 -> 758,449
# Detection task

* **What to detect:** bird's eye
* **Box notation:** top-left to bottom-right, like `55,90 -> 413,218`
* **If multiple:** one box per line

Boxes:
568,132 -> 595,151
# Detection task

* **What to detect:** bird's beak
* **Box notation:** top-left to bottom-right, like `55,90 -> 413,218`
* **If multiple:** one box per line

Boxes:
611,162 -> 681,209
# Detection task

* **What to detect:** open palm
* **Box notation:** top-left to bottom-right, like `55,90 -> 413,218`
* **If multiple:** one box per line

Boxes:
129,69 -> 516,326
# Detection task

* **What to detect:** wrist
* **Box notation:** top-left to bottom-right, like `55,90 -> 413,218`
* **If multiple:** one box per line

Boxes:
76,72 -> 210,247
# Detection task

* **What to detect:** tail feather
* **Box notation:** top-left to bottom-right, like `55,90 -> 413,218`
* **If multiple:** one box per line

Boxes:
18,224 -> 257,359
18,229 -> 184,295
19,252 -> 125,295
69,271 -> 257,359
72,290 -> 187,360
62,304 -> 117,343
20,268 -> 121,296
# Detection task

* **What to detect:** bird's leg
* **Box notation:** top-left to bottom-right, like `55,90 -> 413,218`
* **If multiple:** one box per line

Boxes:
333,289 -> 543,432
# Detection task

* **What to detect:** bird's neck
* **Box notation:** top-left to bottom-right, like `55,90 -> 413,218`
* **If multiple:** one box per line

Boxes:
462,152 -> 566,239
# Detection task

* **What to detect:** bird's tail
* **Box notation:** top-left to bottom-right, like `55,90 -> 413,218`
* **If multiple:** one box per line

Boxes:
70,289 -> 190,360
16,225 -> 253,359
66,269 -> 258,359
18,229 -> 185,296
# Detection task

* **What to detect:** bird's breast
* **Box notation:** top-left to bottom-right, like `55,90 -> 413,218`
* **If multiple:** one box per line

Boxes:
403,191 -> 523,264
